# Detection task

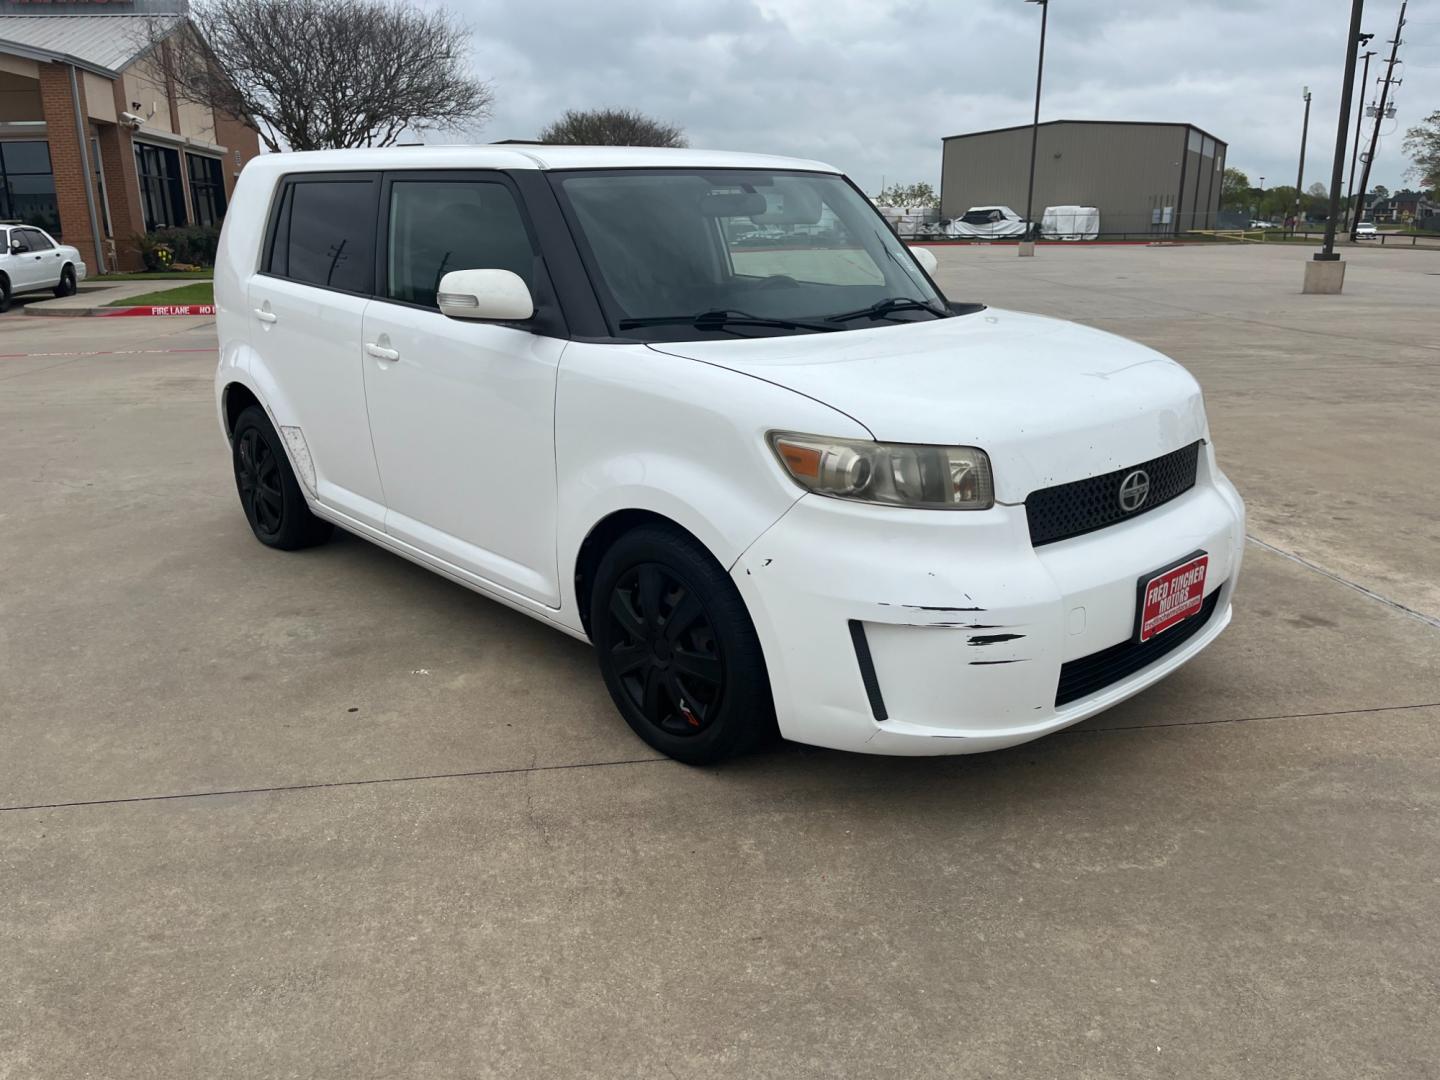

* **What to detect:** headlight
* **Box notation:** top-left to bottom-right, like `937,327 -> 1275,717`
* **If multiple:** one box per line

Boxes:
769,432 -> 994,510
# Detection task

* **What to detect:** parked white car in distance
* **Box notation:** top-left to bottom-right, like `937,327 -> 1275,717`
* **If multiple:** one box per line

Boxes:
0,224 -> 85,310
214,146 -> 1244,764
1354,221 -> 1378,239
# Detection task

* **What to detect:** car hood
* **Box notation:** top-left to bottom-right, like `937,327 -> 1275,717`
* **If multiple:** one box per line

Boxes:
648,308 -> 1209,503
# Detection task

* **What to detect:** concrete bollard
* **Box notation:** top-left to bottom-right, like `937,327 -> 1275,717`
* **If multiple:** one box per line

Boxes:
1302,258 -> 1346,294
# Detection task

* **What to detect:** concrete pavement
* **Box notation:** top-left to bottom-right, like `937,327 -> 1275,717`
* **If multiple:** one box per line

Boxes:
2,245 -> 1438,1078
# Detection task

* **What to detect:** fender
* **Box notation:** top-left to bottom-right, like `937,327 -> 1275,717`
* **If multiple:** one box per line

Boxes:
552,342 -> 873,636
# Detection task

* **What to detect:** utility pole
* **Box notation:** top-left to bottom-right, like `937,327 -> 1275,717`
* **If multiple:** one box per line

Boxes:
1293,86 -> 1312,232
1019,0 -> 1049,257
1315,0 -> 1367,267
1344,47 -> 1376,227
1351,0 -> 1406,242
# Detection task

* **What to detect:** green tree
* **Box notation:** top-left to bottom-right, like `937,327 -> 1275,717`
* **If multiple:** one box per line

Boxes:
874,181 -> 938,208
1401,110 -> 1440,189
538,108 -> 686,147
1371,184 -> 1390,201
1220,167 -> 1251,209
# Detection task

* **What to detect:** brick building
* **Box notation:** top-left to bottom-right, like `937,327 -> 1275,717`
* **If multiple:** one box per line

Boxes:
0,0 -> 260,271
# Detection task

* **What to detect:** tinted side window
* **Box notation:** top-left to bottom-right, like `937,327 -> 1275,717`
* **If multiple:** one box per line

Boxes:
8,229 -> 31,253
386,180 -> 535,308
22,228 -> 53,250
271,178 -> 377,293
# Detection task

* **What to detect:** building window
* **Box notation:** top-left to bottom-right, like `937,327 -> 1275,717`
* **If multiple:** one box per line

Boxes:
0,140 -> 59,233
186,153 -> 227,227
134,142 -> 187,231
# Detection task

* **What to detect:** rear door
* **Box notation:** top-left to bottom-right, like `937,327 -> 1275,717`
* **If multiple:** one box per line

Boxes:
248,172 -> 388,529
359,170 -> 565,606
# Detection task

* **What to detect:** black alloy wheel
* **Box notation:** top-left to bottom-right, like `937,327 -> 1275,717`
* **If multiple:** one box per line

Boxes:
591,524 -> 774,765
236,425 -> 284,539
607,563 -> 725,737
229,404 -> 333,550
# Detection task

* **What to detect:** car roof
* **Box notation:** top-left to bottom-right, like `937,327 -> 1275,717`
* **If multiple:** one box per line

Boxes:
240,145 -> 840,178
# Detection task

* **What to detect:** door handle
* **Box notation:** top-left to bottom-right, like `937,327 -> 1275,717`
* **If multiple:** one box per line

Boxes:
253,308 -> 277,323
366,343 -> 400,362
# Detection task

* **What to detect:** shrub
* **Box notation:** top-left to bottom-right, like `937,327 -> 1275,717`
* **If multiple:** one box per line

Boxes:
133,225 -> 221,270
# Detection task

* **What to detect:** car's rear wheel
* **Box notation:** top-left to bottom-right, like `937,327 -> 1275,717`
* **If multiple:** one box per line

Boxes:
231,404 -> 333,550
591,524 -> 774,765
54,265 -> 76,298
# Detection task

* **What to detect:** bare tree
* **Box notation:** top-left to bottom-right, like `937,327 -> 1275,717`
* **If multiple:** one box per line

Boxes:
538,108 -> 687,148
140,0 -> 494,152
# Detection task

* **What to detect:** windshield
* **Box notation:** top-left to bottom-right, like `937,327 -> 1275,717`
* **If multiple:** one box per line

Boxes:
552,169 -> 949,340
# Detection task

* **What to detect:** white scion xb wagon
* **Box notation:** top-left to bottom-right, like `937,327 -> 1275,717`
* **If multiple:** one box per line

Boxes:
215,146 -> 1244,764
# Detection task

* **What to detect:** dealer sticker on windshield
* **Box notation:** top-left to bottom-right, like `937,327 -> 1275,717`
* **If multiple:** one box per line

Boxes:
1136,553 -> 1209,643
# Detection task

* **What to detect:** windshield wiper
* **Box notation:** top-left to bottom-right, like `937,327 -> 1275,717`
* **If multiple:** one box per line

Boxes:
826,297 -> 950,324
618,308 -> 838,333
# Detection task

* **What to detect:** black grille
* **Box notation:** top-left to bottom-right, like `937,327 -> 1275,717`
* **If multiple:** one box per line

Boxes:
1026,442 -> 1202,546
1055,586 -> 1222,707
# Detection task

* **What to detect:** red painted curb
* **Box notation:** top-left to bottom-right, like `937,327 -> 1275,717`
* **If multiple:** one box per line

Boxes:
100,304 -> 217,317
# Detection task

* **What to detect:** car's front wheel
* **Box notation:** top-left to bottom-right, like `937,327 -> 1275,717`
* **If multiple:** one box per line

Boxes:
591,524 -> 774,765
231,404 -> 333,550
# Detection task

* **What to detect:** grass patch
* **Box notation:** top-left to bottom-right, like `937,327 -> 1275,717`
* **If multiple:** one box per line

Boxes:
91,269 -> 213,282
106,282 -> 215,307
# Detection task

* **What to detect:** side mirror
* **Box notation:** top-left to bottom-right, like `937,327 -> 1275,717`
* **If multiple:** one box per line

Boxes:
436,268 -> 533,321
910,246 -> 938,275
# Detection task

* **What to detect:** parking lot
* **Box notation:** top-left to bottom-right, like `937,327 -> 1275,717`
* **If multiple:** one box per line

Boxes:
3,243 -> 1438,1078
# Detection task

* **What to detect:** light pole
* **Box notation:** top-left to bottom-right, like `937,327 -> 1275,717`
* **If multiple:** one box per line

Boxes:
1019,0 -> 1048,257
1306,0 -> 1367,294
1293,86 -> 1312,232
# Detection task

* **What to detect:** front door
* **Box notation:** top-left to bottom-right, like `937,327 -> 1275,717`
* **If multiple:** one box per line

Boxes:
5,228 -> 42,290
248,172 -> 387,530
19,228 -> 62,289
360,172 -> 564,607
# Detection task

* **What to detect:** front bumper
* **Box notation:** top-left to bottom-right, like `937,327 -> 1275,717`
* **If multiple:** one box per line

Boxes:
732,446 -> 1245,755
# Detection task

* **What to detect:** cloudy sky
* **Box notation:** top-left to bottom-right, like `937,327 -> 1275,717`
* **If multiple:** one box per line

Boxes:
439,0 -> 1436,196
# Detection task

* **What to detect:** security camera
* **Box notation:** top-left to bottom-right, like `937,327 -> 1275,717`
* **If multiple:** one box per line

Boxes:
120,112 -> 145,130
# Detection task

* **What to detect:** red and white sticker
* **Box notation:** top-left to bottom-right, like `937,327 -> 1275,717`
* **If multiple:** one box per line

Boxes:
1138,555 -> 1209,642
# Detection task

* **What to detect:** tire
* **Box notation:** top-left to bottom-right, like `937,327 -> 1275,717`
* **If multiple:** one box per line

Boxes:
231,404 -> 333,550
54,265 -> 76,298
0,275 -> 10,314
591,524 -> 775,765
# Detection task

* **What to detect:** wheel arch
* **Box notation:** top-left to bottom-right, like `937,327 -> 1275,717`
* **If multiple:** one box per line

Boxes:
221,380 -> 264,439
573,508 -> 713,638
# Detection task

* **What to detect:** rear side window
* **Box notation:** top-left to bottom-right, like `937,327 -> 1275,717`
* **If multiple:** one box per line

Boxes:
22,228 -> 53,250
386,179 -> 535,308
265,176 -> 377,294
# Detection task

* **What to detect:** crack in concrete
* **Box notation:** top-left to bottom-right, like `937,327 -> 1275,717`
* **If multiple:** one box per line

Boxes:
1246,534 -> 1440,629
5,702 -> 1438,814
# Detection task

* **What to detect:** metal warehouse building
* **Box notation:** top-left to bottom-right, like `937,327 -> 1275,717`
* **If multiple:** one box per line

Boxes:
940,120 -> 1228,238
